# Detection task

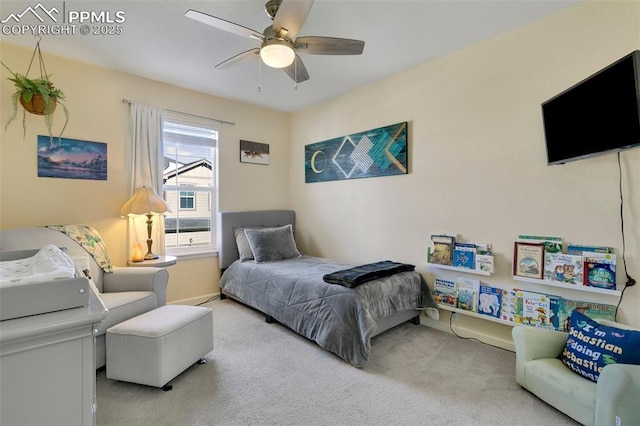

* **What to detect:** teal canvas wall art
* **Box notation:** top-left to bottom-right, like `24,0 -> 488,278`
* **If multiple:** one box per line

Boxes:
305,122 -> 408,183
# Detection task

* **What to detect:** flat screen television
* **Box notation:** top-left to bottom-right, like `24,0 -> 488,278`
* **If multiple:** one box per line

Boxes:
542,50 -> 640,165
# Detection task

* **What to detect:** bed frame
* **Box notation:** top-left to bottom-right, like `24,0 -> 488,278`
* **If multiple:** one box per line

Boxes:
217,210 -> 420,337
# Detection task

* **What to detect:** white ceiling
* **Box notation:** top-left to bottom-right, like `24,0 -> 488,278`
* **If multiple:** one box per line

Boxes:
0,0 -> 582,112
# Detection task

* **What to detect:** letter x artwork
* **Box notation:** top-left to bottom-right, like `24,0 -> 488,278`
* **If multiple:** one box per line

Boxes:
304,122 -> 408,183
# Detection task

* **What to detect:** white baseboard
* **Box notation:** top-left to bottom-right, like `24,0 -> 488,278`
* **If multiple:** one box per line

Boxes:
169,293 -> 219,306
420,316 -> 515,352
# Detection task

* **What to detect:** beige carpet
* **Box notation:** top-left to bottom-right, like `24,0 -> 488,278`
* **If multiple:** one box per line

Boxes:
96,299 -> 578,425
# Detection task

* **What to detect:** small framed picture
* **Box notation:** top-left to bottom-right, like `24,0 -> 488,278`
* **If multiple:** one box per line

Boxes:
513,242 -> 545,279
240,140 -> 270,165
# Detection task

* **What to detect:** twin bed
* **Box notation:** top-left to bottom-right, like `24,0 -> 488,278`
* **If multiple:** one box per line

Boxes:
217,210 -> 438,367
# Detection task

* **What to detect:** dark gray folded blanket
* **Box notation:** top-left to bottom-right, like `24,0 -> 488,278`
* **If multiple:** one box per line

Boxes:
323,260 -> 416,288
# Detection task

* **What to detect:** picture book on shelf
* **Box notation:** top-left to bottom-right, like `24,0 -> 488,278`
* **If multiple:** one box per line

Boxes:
516,291 -> 552,329
583,252 -> 616,265
433,277 -> 457,307
429,234 -> 455,265
513,242 -> 545,279
500,289 -> 518,323
583,252 -> 616,289
477,285 -> 502,318
566,244 -> 615,256
543,253 -> 583,285
455,277 -> 480,312
548,295 -> 562,331
453,243 -> 476,269
584,262 -> 616,289
471,242 -> 492,255
555,299 -> 616,332
475,254 -> 494,274
518,235 -> 563,253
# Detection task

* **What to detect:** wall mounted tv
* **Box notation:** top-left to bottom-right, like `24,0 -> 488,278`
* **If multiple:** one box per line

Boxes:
542,50 -> 640,165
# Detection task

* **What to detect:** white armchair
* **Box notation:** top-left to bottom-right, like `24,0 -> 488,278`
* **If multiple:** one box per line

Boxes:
512,322 -> 640,426
0,225 -> 169,368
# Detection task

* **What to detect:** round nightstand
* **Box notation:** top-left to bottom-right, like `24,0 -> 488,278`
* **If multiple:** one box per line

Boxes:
128,256 -> 177,268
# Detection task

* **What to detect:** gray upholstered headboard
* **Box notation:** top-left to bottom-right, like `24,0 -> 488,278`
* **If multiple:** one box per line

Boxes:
217,210 -> 296,270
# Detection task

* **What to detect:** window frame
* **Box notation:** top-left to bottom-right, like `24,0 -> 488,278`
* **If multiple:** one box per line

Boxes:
162,112 -> 218,258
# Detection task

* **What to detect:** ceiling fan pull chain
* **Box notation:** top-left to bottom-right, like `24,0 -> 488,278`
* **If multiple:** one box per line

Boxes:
294,57 -> 298,91
257,57 -> 262,93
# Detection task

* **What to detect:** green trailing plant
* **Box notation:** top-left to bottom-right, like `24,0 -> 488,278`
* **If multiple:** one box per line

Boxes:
1,42 -> 69,146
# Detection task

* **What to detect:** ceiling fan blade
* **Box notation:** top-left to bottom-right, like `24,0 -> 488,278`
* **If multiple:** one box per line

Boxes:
295,36 -> 365,55
272,0 -> 314,40
185,9 -> 264,41
215,48 -> 260,69
283,54 -> 310,83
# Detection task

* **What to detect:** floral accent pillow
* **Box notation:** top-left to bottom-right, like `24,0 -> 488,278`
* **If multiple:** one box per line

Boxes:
46,225 -> 115,272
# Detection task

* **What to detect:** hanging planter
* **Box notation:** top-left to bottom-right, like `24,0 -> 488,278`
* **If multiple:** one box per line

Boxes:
20,91 -> 57,115
2,38 -> 68,146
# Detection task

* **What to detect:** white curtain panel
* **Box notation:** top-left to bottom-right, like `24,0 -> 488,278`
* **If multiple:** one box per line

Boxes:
126,103 -> 166,259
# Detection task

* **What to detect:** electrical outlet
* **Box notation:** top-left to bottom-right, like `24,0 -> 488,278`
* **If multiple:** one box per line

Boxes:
616,416 -> 621,426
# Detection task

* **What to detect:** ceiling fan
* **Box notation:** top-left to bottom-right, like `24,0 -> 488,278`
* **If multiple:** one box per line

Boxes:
185,0 -> 365,84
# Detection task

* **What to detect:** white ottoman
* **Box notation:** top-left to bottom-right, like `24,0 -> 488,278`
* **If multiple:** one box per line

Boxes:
106,305 -> 213,388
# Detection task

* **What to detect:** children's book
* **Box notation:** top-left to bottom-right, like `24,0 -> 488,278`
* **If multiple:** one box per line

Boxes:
475,254 -> 494,274
548,295 -> 562,331
566,244 -> 614,256
555,299 -> 617,332
453,243 -> 476,269
516,291 -> 551,328
583,252 -> 617,289
518,235 -> 563,253
543,253 -> 583,285
500,289 -> 518,323
584,262 -> 616,289
583,252 -> 616,265
429,234 -> 455,265
433,277 -> 457,307
477,285 -> 502,318
471,242 -> 492,255
455,277 -> 480,312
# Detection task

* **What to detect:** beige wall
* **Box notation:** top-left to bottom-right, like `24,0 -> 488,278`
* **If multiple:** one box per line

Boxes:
0,42 -> 290,304
290,1 -> 640,346
1,1 -> 638,345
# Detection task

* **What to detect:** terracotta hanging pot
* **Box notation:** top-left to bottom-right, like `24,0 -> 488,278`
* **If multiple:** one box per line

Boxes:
20,93 -> 57,116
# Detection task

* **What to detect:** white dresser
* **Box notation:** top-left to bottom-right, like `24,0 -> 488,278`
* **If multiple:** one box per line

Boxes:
0,288 -> 107,425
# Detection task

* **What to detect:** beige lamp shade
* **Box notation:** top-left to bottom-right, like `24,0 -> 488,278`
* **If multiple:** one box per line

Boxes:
121,186 -> 171,260
120,186 -> 172,217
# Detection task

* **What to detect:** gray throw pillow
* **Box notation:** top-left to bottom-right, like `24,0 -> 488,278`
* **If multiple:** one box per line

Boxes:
244,225 -> 301,262
234,227 -> 259,262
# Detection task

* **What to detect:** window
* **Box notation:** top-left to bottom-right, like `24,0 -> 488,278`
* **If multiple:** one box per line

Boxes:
162,113 -> 218,255
179,185 -> 195,210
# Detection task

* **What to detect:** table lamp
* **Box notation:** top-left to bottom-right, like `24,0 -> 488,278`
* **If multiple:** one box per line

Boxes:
120,186 -> 172,260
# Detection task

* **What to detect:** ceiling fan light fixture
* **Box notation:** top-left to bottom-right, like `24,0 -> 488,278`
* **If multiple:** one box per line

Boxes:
260,38 -> 295,68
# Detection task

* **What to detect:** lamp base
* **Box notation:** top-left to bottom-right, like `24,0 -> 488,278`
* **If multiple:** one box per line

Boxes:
144,213 -> 160,261
144,252 -> 159,260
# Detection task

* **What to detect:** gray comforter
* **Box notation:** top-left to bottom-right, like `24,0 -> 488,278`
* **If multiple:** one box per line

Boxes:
220,255 -> 438,367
